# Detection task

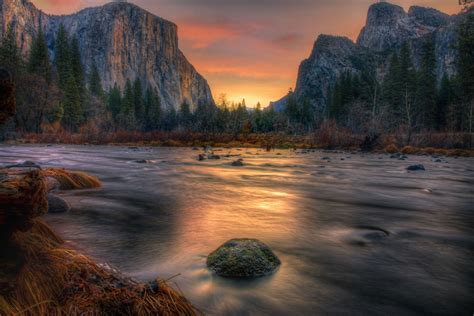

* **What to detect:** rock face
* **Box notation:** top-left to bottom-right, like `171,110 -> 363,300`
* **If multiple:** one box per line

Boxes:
0,0 -> 214,111
357,2 -> 449,52
207,239 -> 281,278
273,3 -> 468,113
293,35 -> 366,110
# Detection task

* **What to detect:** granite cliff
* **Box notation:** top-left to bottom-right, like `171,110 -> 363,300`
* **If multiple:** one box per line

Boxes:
273,2 -> 467,112
0,0 -> 214,110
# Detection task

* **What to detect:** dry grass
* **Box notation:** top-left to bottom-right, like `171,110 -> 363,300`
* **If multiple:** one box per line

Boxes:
1,169 -> 200,316
400,146 -> 418,155
41,169 -> 101,190
384,144 -> 399,154
9,130 -> 474,154
1,220 -> 199,316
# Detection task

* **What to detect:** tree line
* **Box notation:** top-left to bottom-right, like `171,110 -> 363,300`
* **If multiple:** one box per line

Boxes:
326,12 -> 473,140
0,25 -> 284,136
0,12 -> 472,139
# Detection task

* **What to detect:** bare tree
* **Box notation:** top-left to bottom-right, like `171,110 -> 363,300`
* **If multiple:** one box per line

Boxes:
15,74 -> 62,133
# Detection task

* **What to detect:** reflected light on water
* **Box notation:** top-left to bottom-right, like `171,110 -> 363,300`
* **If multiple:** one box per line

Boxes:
1,145 -> 472,315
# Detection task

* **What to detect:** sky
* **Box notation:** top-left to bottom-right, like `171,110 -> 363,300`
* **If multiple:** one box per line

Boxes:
32,0 -> 461,107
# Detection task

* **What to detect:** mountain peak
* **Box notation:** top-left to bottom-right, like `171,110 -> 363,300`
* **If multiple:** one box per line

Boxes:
367,1 -> 406,20
0,0 -> 213,110
408,6 -> 450,28
357,2 -> 447,52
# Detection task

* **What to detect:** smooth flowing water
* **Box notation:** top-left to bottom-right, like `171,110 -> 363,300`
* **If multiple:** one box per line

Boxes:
1,145 -> 473,315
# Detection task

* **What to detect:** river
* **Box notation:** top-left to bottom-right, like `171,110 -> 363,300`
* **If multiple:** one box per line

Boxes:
1,145 -> 473,315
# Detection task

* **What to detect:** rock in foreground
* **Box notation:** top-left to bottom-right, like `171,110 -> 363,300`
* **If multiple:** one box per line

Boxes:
207,239 -> 280,278
48,194 -> 71,213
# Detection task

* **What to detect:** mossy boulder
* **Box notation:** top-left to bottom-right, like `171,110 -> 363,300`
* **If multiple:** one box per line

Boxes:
207,239 -> 280,278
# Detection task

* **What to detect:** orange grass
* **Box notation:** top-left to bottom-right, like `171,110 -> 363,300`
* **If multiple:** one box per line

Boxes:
1,220 -> 200,315
384,144 -> 399,154
1,170 -> 199,316
41,169 -> 101,190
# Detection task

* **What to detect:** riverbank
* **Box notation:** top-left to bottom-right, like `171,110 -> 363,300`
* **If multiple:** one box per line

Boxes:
0,168 -> 199,315
3,131 -> 473,157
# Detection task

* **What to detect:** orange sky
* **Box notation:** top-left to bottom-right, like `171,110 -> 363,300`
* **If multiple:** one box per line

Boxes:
32,0 -> 461,107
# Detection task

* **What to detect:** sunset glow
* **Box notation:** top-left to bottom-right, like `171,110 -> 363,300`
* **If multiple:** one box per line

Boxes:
32,0 -> 461,107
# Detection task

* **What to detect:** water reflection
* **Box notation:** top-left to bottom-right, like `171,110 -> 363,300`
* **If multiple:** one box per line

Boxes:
0,145 -> 473,315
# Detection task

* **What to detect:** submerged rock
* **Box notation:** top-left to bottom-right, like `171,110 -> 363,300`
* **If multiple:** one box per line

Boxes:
346,226 -> 390,246
208,154 -> 221,160
6,161 -> 41,169
207,239 -> 281,278
45,177 -> 61,192
407,164 -> 426,171
231,159 -> 244,167
48,194 -> 71,213
134,160 -> 148,164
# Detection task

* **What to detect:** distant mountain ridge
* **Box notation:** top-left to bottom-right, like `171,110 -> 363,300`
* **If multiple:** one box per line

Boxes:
0,0 -> 214,110
271,2 -> 467,112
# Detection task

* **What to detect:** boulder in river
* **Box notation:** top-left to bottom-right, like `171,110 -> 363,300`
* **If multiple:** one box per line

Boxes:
231,159 -> 244,167
47,194 -> 71,213
207,239 -> 281,278
407,164 -> 426,171
45,177 -> 61,192
134,160 -> 148,164
390,153 -> 401,159
198,154 -> 206,161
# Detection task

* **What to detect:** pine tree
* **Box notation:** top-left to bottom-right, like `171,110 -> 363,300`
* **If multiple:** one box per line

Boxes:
179,101 -> 192,129
383,53 -> 402,114
61,73 -> 82,131
54,24 -> 71,90
88,62 -> 103,97
27,27 -> 51,83
0,27 -> 22,75
117,79 -> 136,130
108,83 -> 122,120
398,42 -> 418,140
144,87 -> 161,131
299,98 -> 313,130
416,36 -> 437,129
162,107 -> 178,131
284,88 -> 298,127
457,12 -> 474,133
70,36 -> 85,97
437,73 -> 453,130
133,78 -> 144,128
329,80 -> 342,121
253,102 -> 263,132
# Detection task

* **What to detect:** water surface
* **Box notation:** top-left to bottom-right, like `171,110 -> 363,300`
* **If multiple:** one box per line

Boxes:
1,145 -> 473,315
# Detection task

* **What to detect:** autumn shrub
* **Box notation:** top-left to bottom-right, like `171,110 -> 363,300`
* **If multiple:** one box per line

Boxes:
42,168 -> 101,190
384,143 -> 399,154
400,145 -> 418,154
